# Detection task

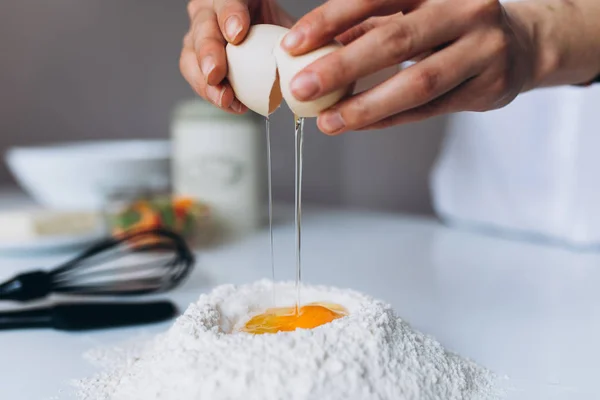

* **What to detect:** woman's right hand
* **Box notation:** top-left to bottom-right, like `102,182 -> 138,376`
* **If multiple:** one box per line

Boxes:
180,0 -> 294,114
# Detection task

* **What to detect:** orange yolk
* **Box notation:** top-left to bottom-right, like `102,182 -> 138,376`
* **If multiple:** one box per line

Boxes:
241,302 -> 348,334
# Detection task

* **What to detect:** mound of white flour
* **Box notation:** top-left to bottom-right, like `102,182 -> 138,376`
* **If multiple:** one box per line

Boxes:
75,281 -> 502,400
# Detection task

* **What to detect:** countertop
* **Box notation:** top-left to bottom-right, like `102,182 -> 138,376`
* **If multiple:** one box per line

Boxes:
0,197 -> 598,399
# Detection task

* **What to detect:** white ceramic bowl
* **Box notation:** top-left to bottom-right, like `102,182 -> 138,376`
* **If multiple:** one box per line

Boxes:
6,140 -> 171,210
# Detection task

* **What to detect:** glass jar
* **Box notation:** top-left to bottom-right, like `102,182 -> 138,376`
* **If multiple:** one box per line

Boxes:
171,99 -> 266,244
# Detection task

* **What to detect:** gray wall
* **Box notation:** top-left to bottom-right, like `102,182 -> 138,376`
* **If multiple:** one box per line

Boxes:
0,0 -> 444,214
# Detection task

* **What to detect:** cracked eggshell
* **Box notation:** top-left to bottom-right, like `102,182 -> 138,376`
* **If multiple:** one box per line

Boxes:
226,24 -> 289,117
273,39 -> 349,118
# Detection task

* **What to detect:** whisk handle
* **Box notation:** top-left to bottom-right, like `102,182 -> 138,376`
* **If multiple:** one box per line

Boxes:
52,301 -> 178,331
0,301 -> 178,331
0,307 -> 52,330
0,271 -> 52,302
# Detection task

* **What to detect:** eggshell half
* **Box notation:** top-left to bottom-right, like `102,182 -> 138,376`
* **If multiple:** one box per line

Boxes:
226,24 -> 289,116
273,38 -> 349,118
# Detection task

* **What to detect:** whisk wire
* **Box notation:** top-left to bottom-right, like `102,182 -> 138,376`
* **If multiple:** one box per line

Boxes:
54,229 -> 194,296
0,228 -> 195,301
51,258 -> 170,286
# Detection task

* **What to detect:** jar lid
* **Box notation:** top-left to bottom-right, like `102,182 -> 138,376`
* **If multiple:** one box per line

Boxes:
172,98 -> 262,124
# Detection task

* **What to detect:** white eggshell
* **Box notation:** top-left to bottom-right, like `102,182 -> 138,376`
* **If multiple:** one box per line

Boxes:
226,24 -> 290,116
273,39 -> 349,118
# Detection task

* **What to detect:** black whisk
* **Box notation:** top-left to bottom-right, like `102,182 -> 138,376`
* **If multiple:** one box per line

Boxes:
0,228 -> 195,302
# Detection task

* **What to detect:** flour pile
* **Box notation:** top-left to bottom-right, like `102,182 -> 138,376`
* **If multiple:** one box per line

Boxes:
75,281 -> 502,400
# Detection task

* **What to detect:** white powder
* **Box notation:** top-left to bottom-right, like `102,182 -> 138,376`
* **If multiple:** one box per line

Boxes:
75,280 -> 503,400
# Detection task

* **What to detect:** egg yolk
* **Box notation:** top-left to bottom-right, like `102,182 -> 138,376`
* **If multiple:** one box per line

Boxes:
241,302 -> 348,334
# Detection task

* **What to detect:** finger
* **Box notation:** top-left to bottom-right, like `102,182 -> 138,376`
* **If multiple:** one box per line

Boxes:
255,0 -> 295,28
358,62 -> 507,130
180,45 -> 243,113
290,4 -> 465,102
360,31 -> 518,130
358,78 -> 482,130
335,16 -> 388,46
187,0 -> 206,21
231,98 -> 248,113
281,0 -> 414,56
362,30 -> 515,130
316,35 -> 486,135
191,8 -> 228,86
214,0 -> 251,44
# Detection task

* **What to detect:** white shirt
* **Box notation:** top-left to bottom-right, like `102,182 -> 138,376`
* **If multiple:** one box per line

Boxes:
431,85 -> 600,248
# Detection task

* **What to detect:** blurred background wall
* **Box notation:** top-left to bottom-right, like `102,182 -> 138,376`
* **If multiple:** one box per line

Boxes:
0,0 -> 445,214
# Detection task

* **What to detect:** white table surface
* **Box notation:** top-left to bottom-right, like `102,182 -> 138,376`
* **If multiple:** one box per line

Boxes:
0,197 -> 598,399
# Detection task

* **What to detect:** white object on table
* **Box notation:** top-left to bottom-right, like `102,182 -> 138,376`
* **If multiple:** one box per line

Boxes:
0,230 -> 104,254
0,210 -> 101,239
6,139 -> 171,210
172,99 -> 267,241
0,192 -> 597,399
432,85 -> 600,248
0,188 -> 104,253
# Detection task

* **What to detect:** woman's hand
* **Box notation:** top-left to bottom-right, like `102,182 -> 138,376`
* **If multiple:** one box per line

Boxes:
180,0 -> 294,114
280,0 -> 597,134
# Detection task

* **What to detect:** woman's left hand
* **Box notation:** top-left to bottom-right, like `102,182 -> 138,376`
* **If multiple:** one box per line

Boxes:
280,0 -> 541,134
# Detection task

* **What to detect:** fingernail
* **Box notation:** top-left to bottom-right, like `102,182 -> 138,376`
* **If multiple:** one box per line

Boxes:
200,56 -> 215,81
321,111 -> 345,133
206,86 -> 224,107
225,16 -> 243,42
290,72 -> 320,100
282,30 -> 305,50
231,100 -> 243,113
